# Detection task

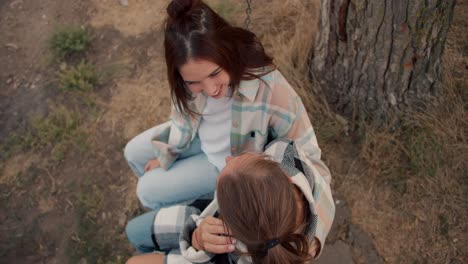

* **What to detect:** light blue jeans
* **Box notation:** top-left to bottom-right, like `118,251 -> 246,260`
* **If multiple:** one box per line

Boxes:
124,126 -> 219,252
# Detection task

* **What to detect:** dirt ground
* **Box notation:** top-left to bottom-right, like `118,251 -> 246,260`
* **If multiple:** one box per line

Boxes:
0,0 -> 466,264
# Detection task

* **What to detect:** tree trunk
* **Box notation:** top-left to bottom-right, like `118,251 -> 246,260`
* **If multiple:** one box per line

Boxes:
311,0 -> 456,122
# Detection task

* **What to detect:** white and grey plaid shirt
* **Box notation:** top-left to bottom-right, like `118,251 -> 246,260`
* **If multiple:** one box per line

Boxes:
152,138 -> 335,263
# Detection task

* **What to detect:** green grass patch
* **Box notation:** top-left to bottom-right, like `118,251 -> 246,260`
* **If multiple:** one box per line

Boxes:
50,26 -> 92,59
69,183 -> 126,264
0,106 -> 90,165
28,106 -> 79,147
28,106 -> 90,163
58,61 -> 99,92
0,133 -> 24,162
315,117 -> 345,144
400,122 -> 445,178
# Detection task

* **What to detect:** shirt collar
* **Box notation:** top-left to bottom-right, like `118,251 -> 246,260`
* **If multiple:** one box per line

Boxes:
237,78 -> 260,101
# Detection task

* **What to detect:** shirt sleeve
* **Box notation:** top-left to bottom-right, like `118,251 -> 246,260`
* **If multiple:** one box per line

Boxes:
268,71 -> 335,257
152,205 -> 201,252
151,105 -> 195,170
291,139 -> 334,258
179,200 -> 220,263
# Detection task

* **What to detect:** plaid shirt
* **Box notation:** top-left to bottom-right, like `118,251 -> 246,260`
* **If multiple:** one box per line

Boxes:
152,139 -> 335,264
151,69 -> 324,171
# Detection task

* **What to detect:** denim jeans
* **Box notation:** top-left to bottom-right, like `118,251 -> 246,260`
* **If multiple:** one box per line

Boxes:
124,125 -> 219,252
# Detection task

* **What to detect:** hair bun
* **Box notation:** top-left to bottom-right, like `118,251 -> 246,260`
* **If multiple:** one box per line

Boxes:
167,0 -> 200,19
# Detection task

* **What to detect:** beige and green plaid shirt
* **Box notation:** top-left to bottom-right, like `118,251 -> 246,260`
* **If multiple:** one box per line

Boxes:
151,69 -> 326,177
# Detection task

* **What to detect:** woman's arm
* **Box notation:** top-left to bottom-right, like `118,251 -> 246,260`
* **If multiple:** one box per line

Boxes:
151,105 -> 198,170
265,137 -> 335,258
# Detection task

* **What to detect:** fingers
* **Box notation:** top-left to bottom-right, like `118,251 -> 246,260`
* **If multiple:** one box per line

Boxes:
202,217 -> 232,235
204,243 -> 235,254
144,159 -> 160,172
205,223 -> 229,236
201,233 -> 236,246
203,216 -> 224,226
197,216 -> 236,254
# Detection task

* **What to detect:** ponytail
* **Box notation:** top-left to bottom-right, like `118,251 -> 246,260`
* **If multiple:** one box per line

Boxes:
217,155 -> 312,264
166,0 -> 201,22
248,233 -> 312,264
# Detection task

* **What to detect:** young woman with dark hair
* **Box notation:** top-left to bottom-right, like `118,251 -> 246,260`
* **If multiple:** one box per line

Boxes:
214,153 -> 315,264
126,139 -> 335,264
123,0 -> 334,256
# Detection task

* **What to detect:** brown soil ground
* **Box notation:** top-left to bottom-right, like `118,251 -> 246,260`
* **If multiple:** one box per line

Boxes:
0,0 -> 466,264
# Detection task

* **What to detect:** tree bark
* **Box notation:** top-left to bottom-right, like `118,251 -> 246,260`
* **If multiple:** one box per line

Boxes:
311,0 -> 456,122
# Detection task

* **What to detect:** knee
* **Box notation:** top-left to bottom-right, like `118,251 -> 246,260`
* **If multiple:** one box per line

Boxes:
124,138 -> 138,163
125,218 -> 139,247
136,177 -> 163,210
125,217 -> 153,253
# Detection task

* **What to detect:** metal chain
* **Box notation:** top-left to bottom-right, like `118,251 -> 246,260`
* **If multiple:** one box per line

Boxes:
245,0 -> 252,29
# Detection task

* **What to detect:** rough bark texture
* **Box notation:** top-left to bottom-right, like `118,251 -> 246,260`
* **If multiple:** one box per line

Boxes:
311,0 -> 456,121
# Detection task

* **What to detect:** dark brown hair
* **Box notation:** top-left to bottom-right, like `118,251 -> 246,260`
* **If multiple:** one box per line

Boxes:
165,0 -> 274,115
217,156 -> 312,264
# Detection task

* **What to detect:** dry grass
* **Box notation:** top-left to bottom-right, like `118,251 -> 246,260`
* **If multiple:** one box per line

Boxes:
242,0 -> 467,263
89,0 -> 168,37
250,0 -> 327,115
1,0 -> 465,263
326,3 -> 468,263
339,92 -> 467,263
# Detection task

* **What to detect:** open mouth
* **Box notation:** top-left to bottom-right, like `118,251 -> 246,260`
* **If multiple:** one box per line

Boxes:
212,86 -> 222,97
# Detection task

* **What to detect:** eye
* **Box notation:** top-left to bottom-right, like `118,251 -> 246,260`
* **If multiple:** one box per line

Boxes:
209,69 -> 221,78
185,81 -> 198,86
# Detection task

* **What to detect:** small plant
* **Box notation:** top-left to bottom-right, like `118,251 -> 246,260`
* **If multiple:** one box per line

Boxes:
29,106 -> 79,147
27,106 -> 89,164
400,122 -> 445,178
0,133 -> 24,162
58,61 -> 99,92
50,26 -> 91,59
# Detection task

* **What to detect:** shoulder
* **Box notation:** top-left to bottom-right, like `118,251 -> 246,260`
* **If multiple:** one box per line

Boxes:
261,70 -> 298,98
255,70 -> 301,114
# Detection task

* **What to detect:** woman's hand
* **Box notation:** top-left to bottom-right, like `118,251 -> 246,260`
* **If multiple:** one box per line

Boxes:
144,159 -> 161,172
192,216 -> 236,253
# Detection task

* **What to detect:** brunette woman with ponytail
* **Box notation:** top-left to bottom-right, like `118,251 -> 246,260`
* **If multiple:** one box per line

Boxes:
127,139 -> 335,264
124,0 -> 334,261
215,153 -> 315,264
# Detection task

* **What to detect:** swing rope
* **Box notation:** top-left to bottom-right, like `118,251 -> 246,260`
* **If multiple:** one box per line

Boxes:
245,0 -> 252,29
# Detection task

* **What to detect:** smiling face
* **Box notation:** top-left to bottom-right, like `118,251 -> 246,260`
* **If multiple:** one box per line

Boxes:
179,59 -> 231,99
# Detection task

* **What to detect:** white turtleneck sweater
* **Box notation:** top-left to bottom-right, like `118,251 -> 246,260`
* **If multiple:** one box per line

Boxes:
198,96 -> 233,171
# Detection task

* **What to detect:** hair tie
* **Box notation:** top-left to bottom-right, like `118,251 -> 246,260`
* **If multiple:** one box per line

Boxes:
265,238 -> 280,250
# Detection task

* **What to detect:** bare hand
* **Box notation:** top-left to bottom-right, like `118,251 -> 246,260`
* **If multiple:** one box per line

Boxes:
192,216 -> 236,253
144,159 -> 160,172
